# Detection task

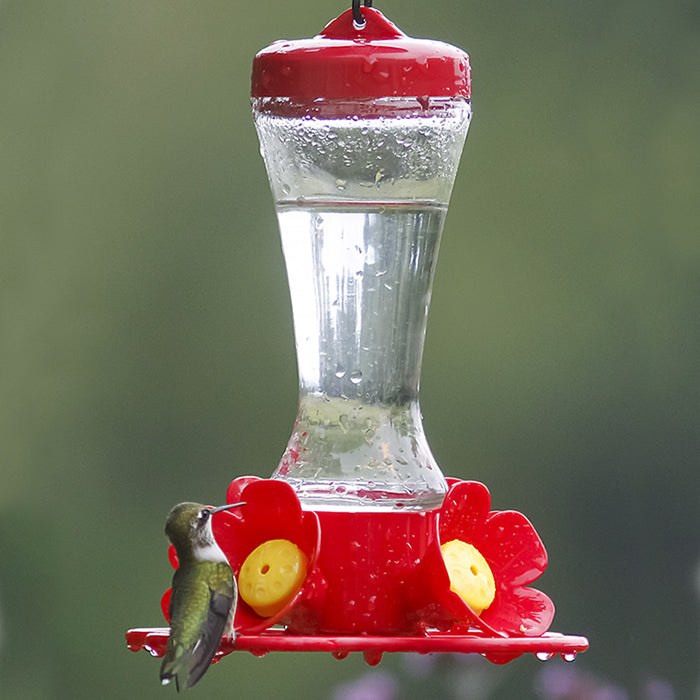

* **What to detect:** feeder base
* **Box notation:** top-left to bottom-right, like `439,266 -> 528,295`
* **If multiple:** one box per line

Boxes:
126,626 -> 589,666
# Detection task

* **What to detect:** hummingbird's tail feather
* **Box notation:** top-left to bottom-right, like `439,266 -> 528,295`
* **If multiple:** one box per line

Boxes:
185,590 -> 235,688
160,643 -> 193,692
160,674 -> 181,693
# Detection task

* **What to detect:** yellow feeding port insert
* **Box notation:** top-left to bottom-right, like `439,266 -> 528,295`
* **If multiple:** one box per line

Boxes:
441,539 -> 496,615
239,539 -> 308,618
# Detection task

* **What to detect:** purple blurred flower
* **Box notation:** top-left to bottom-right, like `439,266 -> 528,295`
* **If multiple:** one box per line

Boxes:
535,663 -> 629,700
535,665 -> 579,697
641,678 -> 674,700
332,671 -> 398,700
535,658 -> 677,700
400,652 -> 438,678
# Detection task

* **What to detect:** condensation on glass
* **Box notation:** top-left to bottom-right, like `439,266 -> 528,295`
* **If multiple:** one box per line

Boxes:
254,96 -> 471,511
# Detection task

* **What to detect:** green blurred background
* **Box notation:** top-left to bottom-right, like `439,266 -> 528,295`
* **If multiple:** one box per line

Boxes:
1,1 -> 698,698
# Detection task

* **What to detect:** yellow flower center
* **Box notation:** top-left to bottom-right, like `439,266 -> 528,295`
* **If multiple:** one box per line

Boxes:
440,539 -> 496,615
238,539 -> 308,618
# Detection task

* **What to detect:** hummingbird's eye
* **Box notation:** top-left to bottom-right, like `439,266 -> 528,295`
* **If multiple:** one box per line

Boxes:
197,509 -> 211,524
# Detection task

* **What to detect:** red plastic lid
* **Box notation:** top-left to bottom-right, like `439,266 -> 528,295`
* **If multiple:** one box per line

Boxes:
251,8 -> 471,100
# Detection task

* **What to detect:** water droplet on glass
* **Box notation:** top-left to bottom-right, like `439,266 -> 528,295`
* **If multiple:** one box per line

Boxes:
350,370 -> 363,384
563,653 -> 577,662
536,652 -> 553,662
335,366 -> 346,378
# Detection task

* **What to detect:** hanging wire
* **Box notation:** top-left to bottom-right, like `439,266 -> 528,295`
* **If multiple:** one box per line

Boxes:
352,0 -> 373,26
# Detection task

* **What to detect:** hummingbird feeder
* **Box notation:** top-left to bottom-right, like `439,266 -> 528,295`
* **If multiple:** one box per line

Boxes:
127,1 -> 589,672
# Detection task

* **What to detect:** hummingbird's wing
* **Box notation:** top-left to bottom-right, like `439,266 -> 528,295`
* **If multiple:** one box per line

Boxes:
160,564 -> 237,691
186,577 -> 237,689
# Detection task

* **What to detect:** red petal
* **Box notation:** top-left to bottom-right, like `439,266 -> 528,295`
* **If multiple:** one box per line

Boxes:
297,510 -> 322,562
241,479 -> 305,544
439,480 -> 491,547
161,588 -> 172,623
212,511 -> 250,571
480,510 -> 548,587
226,475 -> 262,505
481,586 -> 555,637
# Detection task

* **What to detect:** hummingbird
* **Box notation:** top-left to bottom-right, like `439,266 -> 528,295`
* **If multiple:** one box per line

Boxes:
160,501 -> 245,691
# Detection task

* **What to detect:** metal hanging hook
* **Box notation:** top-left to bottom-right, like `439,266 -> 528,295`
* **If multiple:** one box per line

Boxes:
352,0 -> 374,26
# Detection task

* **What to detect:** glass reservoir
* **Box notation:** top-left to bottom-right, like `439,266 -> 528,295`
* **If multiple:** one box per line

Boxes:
252,9 -> 472,511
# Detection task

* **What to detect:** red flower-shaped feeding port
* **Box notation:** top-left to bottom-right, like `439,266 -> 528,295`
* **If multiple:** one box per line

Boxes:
427,479 -> 554,639
127,477 -> 587,667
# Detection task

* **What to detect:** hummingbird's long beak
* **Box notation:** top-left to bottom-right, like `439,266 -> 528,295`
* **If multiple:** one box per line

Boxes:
209,502 -> 246,514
